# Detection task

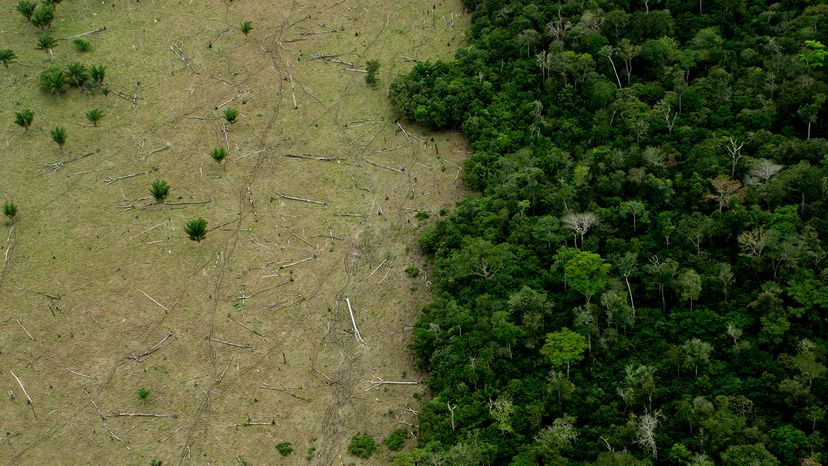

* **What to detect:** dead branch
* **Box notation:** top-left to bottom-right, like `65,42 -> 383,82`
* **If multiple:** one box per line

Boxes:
365,376 -> 420,391
106,426 -> 130,450
289,73 -> 298,109
283,153 -> 341,162
107,411 -> 178,419
42,150 -> 97,174
334,212 -> 363,217
160,426 -> 184,443
367,259 -> 388,279
110,89 -> 139,109
170,42 -> 197,73
209,337 -> 254,351
104,172 -> 146,185
229,316 -> 268,341
258,383 -> 310,402
9,370 -> 36,418
144,142 -> 172,159
264,256 -> 314,276
64,368 -> 97,380
272,193 -> 329,206
129,221 -> 169,241
345,297 -> 364,343
127,332 -> 173,362
313,368 -> 335,385
17,287 -> 60,300
63,27 -> 106,40
225,421 -> 276,428
364,158 -> 405,173
137,288 -> 170,312
396,122 -> 425,143
16,319 -> 34,340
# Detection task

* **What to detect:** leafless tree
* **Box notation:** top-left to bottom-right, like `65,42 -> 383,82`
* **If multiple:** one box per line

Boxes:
562,212 -> 597,248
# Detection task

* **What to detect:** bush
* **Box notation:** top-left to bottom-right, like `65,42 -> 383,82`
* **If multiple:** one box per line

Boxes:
73,38 -> 91,52
405,266 -> 420,278
185,218 -> 208,242
16,0 -> 36,21
241,21 -> 253,36
275,441 -> 293,456
31,4 -> 55,30
65,63 -> 89,88
50,127 -> 66,149
0,49 -> 17,68
365,59 -> 381,87
3,201 -> 18,223
14,109 -> 34,130
150,180 -> 170,203
36,33 -> 57,55
39,66 -> 67,94
415,210 -> 430,220
223,108 -> 238,124
348,434 -> 378,459
89,64 -> 106,85
383,428 -> 406,451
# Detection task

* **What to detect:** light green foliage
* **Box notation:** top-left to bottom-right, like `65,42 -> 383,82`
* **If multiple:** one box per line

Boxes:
677,268 -> 701,309
541,328 -> 587,377
682,338 -> 713,376
73,38 -> 91,52
798,40 -> 826,69
721,444 -> 780,466
564,251 -> 611,304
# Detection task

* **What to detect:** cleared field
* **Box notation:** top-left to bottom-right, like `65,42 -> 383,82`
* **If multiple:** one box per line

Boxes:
0,1 -> 468,464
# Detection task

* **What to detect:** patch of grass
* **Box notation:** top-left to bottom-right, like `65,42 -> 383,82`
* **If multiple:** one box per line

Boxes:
73,37 -> 91,52
405,266 -> 419,278
305,446 -> 316,461
383,428 -> 406,451
275,441 -> 293,456
347,434 -> 377,459
415,210 -> 430,220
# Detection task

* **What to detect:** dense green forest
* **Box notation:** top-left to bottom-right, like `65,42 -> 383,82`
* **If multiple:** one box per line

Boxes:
388,0 -> 828,464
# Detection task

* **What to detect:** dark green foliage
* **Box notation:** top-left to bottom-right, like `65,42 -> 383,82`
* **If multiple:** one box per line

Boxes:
0,49 -> 17,68
89,64 -> 106,85
184,218 -> 207,242
16,1 -> 36,21
389,1 -> 828,464
210,147 -> 227,165
223,108 -> 238,124
44,0 -> 63,7
137,387 -> 150,403
415,210 -> 430,220
65,63 -> 88,88
39,66 -> 67,94
85,108 -> 103,126
73,38 -> 91,52
50,127 -> 66,149
365,59 -> 380,87
383,428 -> 406,451
14,108 -> 33,130
347,434 -> 377,459
36,33 -> 57,55
149,180 -> 170,203
30,4 -> 55,30
3,201 -> 18,224
275,441 -> 293,456
405,266 -> 420,278
149,460 -> 162,466
241,21 -> 253,36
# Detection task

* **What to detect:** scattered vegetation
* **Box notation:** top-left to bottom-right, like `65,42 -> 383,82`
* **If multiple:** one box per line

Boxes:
383,428 -> 406,451
275,441 -> 293,457
223,107 -> 238,124
85,108 -> 103,126
0,49 -> 16,68
39,66 -> 68,94
365,59 -> 380,87
49,127 -> 66,150
347,434 -> 377,459
73,37 -> 91,52
3,201 -> 18,224
241,21 -> 253,36
13,109 -> 34,130
149,180 -> 170,203
184,218 -> 207,243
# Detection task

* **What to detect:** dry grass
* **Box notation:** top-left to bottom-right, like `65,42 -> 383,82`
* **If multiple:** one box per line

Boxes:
0,1 -> 468,464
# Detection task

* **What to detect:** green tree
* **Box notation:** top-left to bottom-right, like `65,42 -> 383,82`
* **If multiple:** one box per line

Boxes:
184,218 -> 207,243
348,434 -> 378,459
0,49 -> 17,68
85,108 -> 103,126
50,126 -> 66,150
720,444 -> 780,466
767,425 -> 809,465
565,251 -> 611,304
14,109 -> 34,130
676,269 -> 701,310
682,338 -> 713,376
137,387 -> 150,403
16,0 -> 36,21
541,328 -> 588,377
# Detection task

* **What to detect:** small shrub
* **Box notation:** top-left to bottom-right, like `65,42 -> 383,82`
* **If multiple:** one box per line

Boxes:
185,218 -> 208,242
89,64 -> 106,85
73,38 -> 91,52
223,107 -> 238,124
210,147 -> 227,165
0,49 -> 17,68
347,434 -> 378,459
39,66 -> 68,94
150,180 -> 170,203
241,21 -> 253,36
3,201 -> 18,224
415,210 -> 430,220
17,0 -> 36,21
85,108 -> 103,126
405,266 -> 420,278
149,460 -> 162,466
305,446 -> 316,460
383,428 -> 406,451
275,442 -> 293,456
137,387 -> 150,403
31,4 -> 55,30
14,109 -> 34,130
50,127 -> 66,149
36,33 -> 57,57
65,62 -> 89,88
365,59 -> 380,87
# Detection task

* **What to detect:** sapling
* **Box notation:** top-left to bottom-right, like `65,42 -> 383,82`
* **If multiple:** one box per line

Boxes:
31,4 -> 55,30
39,66 -> 68,94
85,108 -> 103,126
50,126 -> 66,149
16,1 -> 36,21
0,49 -> 17,68
14,109 -> 34,130
36,33 -> 58,60
137,387 -> 150,404
3,201 -> 17,224
241,21 -> 253,36
185,218 -> 208,242
149,180 -> 170,203
89,64 -> 106,86
223,108 -> 238,124
210,147 -> 227,165
365,59 -> 380,87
